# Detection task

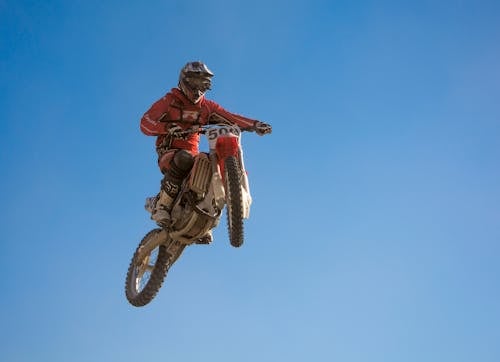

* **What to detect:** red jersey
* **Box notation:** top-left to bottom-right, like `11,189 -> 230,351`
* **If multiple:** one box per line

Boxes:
141,88 -> 258,156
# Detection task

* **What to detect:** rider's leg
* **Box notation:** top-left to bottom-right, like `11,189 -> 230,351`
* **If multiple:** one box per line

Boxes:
152,149 -> 194,223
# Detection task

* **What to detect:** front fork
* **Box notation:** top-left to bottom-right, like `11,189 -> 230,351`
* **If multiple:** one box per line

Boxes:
214,136 -> 252,219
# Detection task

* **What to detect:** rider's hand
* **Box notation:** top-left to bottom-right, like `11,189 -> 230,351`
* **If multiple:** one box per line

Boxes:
167,124 -> 183,136
255,121 -> 272,136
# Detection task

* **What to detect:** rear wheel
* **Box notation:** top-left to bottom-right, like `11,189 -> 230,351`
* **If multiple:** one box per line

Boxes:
125,229 -> 183,307
224,156 -> 244,247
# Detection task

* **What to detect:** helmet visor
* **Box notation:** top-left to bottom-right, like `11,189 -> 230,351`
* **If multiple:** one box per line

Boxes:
186,75 -> 212,92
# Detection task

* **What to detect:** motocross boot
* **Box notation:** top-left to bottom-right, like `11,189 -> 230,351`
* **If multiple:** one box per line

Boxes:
150,150 -> 195,227
150,188 -> 176,226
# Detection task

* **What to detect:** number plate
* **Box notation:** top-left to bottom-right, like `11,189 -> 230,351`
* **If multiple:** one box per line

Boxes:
206,125 -> 240,149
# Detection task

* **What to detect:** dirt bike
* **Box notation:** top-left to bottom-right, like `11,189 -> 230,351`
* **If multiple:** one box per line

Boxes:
125,122 -> 262,307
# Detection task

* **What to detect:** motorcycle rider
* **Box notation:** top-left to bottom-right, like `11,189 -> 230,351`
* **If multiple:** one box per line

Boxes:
140,61 -> 272,242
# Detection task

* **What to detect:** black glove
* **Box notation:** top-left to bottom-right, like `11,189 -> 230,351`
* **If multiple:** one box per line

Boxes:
166,124 -> 183,136
255,121 -> 272,135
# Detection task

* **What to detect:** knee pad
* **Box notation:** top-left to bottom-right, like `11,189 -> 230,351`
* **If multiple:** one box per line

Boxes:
166,150 -> 195,181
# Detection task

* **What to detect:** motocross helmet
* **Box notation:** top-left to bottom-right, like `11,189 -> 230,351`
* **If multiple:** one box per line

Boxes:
178,61 -> 214,103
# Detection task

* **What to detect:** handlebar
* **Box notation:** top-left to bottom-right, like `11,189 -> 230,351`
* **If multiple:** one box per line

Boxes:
169,122 -> 256,138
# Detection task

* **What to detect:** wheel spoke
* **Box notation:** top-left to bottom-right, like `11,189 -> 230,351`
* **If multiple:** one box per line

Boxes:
133,248 -> 160,293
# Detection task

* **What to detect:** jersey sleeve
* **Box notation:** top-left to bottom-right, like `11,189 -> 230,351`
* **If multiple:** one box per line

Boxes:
205,99 -> 258,130
140,93 -> 172,135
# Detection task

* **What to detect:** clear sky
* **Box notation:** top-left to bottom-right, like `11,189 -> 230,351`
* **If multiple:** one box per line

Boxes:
1,0 -> 499,361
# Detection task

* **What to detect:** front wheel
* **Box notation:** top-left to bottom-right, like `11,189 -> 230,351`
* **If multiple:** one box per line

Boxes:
125,229 -> 183,307
224,156 -> 244,247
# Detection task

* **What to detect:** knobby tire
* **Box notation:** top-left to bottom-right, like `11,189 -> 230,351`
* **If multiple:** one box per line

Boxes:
125,228 -> 169,307
224,156 -> 244,247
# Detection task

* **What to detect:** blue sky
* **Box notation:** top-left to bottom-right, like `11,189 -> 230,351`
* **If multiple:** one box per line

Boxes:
1,0 -> 499,361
